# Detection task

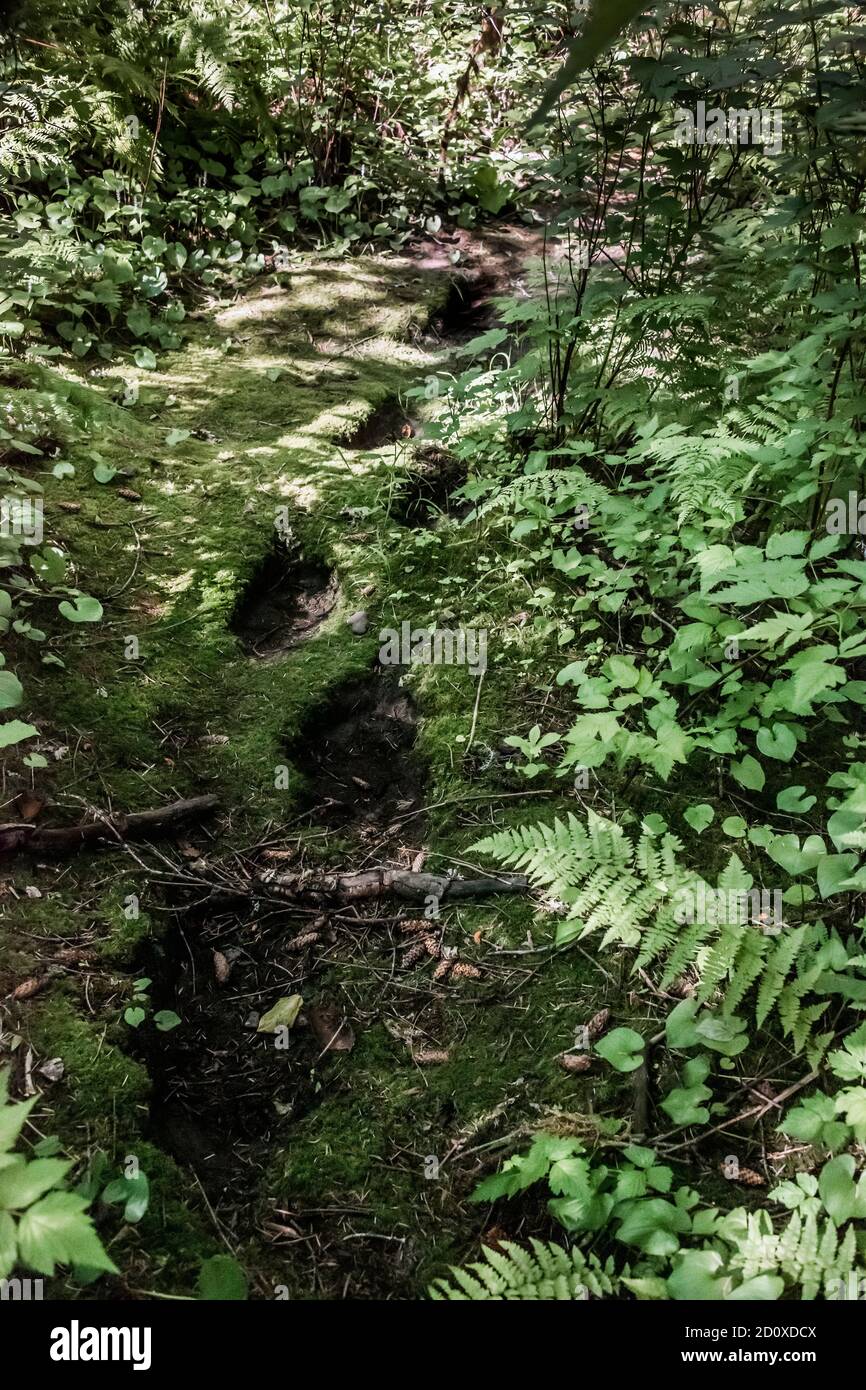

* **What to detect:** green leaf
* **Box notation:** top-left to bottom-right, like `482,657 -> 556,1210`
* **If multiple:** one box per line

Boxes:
0,720 -> 38,749
775,662 -> 846,715
722,816 -> 747,838
683,804 -> 714,834
133,346 -> 157,370
17,1191 -> 118,1276
58,595 -> 103,624
0,1157 -> 71,1210
197,1253 -> 248,1301
102,1173 -> 150,1223
0,1093 -> 36,1153
728,1274 -> 784,1301
92,461 -> 117,484
828,1022 -> 866,1082
0,1210 -> 16,1280
165,428 -> 191,448
817,853 -> 858,900
257,994 -> 303,1034
818,1155 -> 857,1224
594,1027 -> 645,1073
30,546 -> 67,585
756,723 -> 796,761
731,755 -> 765,791
531,0 -> 649,123
776,785 -> 816,814
123,1007 -> 146,1028
616,1197 -> 691,1257
666,1249 -> 725,1300
0,670 -> 23,710
665,999 -> 700,1051
153,1010 -> 181,1032
660,1082 -> 711,1127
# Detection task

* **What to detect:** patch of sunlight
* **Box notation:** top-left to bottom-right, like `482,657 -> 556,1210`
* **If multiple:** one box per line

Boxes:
163,568 -> 196,595
280,478 -> 320,510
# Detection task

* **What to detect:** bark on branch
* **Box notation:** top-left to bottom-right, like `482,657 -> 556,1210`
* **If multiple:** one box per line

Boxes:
0,795 -> 219,855
255,866 -> 529,906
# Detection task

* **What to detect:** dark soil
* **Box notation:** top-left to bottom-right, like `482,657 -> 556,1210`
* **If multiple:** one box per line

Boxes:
231,542 -> 339,658
389,447 -> 469,527
141,907 -> 329,1200
343,396 -> 414,450
426,272 -> 499,343
287,671 -> 425,844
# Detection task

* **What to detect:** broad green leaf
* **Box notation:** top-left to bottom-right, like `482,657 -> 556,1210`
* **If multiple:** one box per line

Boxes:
0,1094 -> 36,1153
731,754 -> 765,792
683,804 -> 714,834
756,723 -> 796,761
0,670 -> 23,709
58,595 -> 103,624
197,1254 -> 248,1301
0,1158 -> 72,1210
0,720 -> 38,749
594,1027 -> 645,1073
257,994 -> 304,1034
17,1191 -> 118,1276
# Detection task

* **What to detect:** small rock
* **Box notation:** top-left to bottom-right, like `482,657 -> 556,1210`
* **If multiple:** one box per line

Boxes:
38,1058 -> 65,1083
346,610 -> 368,635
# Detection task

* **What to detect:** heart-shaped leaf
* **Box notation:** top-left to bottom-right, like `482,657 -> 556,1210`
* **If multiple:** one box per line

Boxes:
594,1027 -> 645,1072
58,595 -> 103,624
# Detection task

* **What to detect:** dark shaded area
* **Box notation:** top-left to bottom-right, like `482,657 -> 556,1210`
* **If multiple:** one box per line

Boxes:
343,395 -> 414,449
288,670 -> 425,837
426,272 -> 498,343
231,541 -> 339,657
389,447 -> 469,527
140,915 -> 324,1201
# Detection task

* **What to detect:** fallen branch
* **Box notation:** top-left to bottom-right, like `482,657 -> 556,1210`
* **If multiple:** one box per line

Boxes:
0,795 -> 219,855
256,866 -> 529,906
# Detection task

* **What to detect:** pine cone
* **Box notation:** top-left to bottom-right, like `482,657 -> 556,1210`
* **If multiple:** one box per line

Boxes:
285,930 -> 320,952
423,935 -> 441,958
213,950 -> 231,984
411,1048 -> 450,1066
586,1007 -> 610,1040
403,940 -> 428,967
451,962 -> 482,981
721,1163 -> 766,1186
433,959 -> 453,982
400,919 -> 428,934
559,1053 -> 592,1073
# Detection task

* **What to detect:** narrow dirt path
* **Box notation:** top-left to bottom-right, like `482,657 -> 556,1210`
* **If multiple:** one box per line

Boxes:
3,226 -> 605,1300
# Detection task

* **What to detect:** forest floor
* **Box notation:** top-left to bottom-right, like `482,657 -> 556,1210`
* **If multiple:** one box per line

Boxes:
0,227 -> 720,1299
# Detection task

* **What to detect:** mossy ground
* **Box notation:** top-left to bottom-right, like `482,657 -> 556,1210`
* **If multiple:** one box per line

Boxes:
1,246 -> 709,1301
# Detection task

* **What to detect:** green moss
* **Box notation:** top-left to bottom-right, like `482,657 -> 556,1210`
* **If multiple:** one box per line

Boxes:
29,995 -> 150,1135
